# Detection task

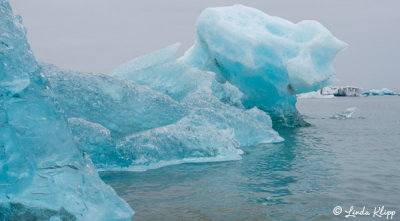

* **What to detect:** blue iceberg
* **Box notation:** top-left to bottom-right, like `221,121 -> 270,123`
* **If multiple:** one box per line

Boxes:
182,5 -> 347,125
44,43 -> 282,171
1,1 -> 346,220
0,1 -> 133,220
362,88 -> 397,96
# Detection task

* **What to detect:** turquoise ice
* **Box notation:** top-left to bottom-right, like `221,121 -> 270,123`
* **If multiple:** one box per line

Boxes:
362,88 -> 397,96
182,5 -> 347,125
45,42 -> 282,171
0,0 -> 133,220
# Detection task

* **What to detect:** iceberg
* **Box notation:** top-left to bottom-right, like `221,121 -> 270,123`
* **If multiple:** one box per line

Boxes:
333,86 -> 362,96
44,43 -> 282,171
181,5 -> 347,125
0,1 -> 133,220
362,88 -> 397,96
297,86 -> 362,99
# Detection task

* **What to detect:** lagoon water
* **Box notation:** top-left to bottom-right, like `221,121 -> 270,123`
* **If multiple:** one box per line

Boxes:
101,96 -> 400,220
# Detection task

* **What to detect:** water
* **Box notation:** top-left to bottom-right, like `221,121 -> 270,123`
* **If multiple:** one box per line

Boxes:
101,96 -> 400,220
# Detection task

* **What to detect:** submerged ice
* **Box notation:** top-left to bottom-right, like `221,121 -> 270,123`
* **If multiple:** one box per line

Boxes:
330,107 -> 357,120
1,1 -> 346,220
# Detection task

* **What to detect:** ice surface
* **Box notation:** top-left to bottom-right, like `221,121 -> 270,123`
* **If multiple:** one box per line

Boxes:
0,1 -> 33,95
43,44 -> 282,171
181,5 -> 347,125
42,63 -> 186,139
0,1 -> 133,220
110,45 -> 283,147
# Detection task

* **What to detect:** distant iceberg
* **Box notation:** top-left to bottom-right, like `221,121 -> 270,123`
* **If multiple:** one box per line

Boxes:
362,88 -> 398,96
0,1 -> 346,220
333,86 -> 362,96
298,86 -> 362,98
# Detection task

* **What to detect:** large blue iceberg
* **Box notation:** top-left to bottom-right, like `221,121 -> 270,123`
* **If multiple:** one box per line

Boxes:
182,5 -> 347,125
0,1 -> 133,220
1,1 -> 345,220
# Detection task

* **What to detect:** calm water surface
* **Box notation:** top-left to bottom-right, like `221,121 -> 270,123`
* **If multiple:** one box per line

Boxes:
101,96 -> 400,221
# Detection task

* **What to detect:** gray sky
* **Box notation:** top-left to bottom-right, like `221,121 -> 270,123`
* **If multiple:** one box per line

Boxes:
9,0 -> 400,90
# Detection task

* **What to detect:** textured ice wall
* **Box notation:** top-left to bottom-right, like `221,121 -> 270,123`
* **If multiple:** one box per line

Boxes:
112,54 -> 283,169
0,1 -> 133,220
112,44 -> 282,146
182,5 -> 347,125
0,1 -> 32,95
42,63 -> 186,139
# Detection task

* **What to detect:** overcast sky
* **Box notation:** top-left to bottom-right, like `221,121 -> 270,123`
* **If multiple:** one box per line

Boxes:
9,0 -> 400,90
